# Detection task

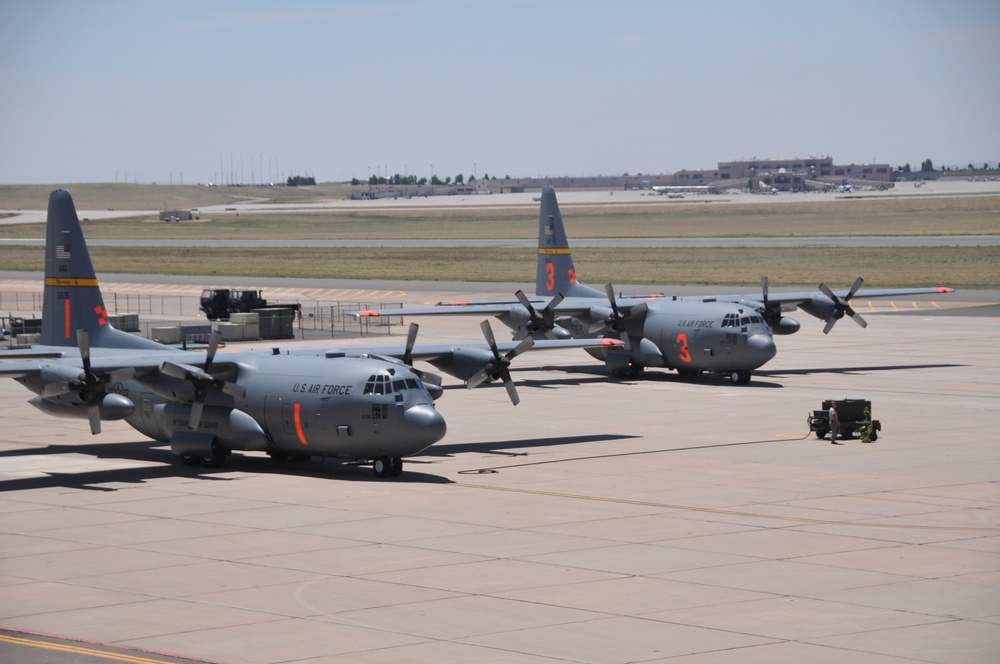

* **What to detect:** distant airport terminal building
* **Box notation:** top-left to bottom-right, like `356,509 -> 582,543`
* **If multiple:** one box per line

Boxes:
351,156 -> 894,199
490,156 -> 893,194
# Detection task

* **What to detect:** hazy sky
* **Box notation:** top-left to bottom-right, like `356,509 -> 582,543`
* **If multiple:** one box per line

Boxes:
2,0 -> 998,184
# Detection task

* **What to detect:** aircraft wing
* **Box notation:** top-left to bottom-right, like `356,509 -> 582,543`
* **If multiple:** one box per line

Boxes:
350,303 -> 526,318
349,295 -> 614,321
699,286 -> 954,308
0,346 -> 242,387
0,359 -> 50,379
323,337 -> 620,362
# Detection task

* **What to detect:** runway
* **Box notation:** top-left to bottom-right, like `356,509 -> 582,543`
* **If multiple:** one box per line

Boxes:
1,284 -> 998,663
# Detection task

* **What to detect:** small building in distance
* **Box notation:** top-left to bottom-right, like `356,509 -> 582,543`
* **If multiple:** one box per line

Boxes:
159,209 -> 194,222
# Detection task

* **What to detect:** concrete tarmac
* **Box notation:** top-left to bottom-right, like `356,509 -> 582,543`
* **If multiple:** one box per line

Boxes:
1,293 -> 998,663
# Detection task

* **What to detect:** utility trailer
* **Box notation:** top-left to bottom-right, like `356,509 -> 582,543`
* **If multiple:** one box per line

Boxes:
200,289 -> 301,321
808,398 -> 880,442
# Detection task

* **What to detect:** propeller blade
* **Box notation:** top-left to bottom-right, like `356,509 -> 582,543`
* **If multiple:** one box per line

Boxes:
514,289 -> 535,313
504,377 -> 520,406
87,403 -> 102,435
509,336 -> 535,359
480,319 -> 499,354
847,276 -> 864,300
77,329 -> 92,372
188,400 -> 205,430
201,329 -> 222,373
849,309 -> 868,329
604,284 -> 620,317
467,367 -> 491,390
403,323 -> 418,367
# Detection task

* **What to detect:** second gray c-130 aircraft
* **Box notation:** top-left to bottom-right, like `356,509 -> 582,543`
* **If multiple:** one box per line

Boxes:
354,186 -> 953,383
0,190 -> 620,477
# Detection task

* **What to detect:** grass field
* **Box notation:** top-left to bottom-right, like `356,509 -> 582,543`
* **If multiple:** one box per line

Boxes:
2,185 -> 998,288
1,245 -> 996,289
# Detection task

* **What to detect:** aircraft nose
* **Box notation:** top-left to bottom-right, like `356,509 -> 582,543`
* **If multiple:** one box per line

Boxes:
403,404 -> 448,447
747,333 -> 777,365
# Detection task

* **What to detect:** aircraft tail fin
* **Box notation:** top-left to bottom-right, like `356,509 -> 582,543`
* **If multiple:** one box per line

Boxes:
535,186 -> 604,298
41,189 -> 163,350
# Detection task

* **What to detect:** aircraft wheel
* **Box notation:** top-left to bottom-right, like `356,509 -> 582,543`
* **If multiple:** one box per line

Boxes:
729,370 -> 751,385
204,452 -> 226,468
180,454 -> 203,467
373,456 -> 393,478
289,453 -> 312,462
389,456 -> 403,477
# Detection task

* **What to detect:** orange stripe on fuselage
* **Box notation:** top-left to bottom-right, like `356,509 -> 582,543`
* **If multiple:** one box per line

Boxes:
293,403 -> 308,445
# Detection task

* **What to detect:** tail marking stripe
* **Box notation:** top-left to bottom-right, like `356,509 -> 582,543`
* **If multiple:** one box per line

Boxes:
45,278 -> 100,287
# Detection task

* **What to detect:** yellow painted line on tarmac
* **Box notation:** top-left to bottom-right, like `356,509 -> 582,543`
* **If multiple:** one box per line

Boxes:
0,633 -> 179,664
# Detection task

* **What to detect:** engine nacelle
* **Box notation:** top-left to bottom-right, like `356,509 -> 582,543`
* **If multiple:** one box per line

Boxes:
29,393 -> 135,421
773,316 -> 801,335
798,295 -> 837,323
158,404 -> 268,451
427,348 -> 495,382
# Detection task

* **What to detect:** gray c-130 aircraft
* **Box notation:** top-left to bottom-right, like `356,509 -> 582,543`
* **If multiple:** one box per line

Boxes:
354,186 -> 953,384
0,190 -> 619,477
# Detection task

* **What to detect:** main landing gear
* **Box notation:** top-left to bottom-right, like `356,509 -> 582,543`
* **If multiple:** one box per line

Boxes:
373,455 -> 403,478
179,449 -> 227,468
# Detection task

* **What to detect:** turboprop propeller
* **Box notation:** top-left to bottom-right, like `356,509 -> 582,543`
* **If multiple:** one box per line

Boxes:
468,320 -> 534,405
513,290 -> 566,340
588,284 -> 647,348
819,276 -> 868,334
40,329 -> 134,434
159,330 -> 246,429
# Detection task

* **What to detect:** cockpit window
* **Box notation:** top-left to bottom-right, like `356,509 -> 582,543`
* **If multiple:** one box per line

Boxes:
363,372 -> 427,396
363,373 -> 392,395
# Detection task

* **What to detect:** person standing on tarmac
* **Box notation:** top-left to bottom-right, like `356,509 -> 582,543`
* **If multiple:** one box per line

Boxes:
829,404 -> 841,445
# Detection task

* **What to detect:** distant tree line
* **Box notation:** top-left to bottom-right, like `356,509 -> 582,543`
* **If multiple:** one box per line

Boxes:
351,173 -> 483,186
896,159 -> 998,174
287,175 -> 316,186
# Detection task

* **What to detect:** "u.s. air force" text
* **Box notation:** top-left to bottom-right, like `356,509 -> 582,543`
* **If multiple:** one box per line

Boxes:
292,383 -> 353,395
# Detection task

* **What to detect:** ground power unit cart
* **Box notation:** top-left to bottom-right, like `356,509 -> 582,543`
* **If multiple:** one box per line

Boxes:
808,398 -> 881,442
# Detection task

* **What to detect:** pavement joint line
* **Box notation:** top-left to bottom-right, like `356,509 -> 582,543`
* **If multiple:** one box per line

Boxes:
451,482 -> 1000,532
